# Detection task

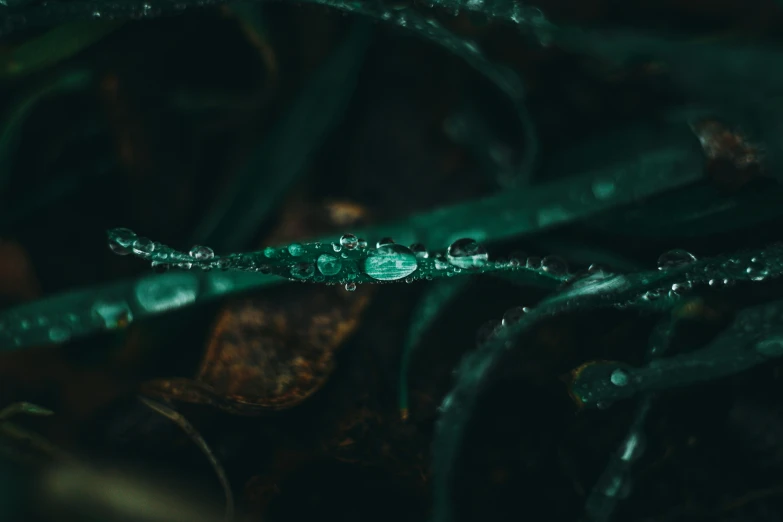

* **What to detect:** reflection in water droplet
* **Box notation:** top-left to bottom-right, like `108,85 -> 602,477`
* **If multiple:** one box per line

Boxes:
657,249 -> 697,271
446,238 -> 488,269
189,245 -> 214,260
410,243 -> 429,259
340,234 -> 358,250
376,238 -> 395,248
363,244 -> 418,281
316,254 -> 342,276
358,238 -> 368,249
287,243 -> 304,256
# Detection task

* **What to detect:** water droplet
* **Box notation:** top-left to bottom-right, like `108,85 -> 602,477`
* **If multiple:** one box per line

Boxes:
92,10 -> 101,17
657,249 -> 697,271
363,244 -> 418,281
132,237 -> 155,256
316,254 -> 342,276
541,255 -> 568,275
288,243 -> 304,256
340,234 -> 358,250
404,276 -> 414,283
591,178 -> 616,200
264,246 -> 276,258
525,256 -> 541,269
189,245 -> 214,260
376,237 -> 395,248
109,242 -> 131,255
151,261 -> 169,273
48,325 -> 71,343
747,260 -> 769,281
345,282 -> 357,292
434,258 -> 449,270
446,238 -> 488,269
410,243 -> 429,259
610,368 -> 629,387
332,242 -> 342,252
670,281 -> 692,297
476,319 -> 501,346
290,262 -> 314,280
756,336 -> 783,357
354,239 -> 365,249
502,306 -> 526,327
215,258 -> 230,270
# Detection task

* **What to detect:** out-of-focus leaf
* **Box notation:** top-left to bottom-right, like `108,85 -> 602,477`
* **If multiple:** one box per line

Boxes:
399,278 -> 469,420
0,137 -> 705,351
192,21 -> 372,251
0,20 -> 122,78
0,69 -> 93,195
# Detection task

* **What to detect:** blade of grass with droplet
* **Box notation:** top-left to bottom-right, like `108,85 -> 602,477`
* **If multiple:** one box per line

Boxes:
0,69 -> 93,197
0,139 -> 705,351
191,21 -> 372,251
400,278 -> 470,420
0,20 -> 122,78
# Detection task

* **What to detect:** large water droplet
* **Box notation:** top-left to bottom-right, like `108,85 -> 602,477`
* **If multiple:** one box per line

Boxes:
189,245 -> 214,260
541,255 -> 568,275
363,244 -> 418,281
108,227 -> 136,255
288,243 -> 304,256
340,234 -> 358,250
290,262 -> 314,280
316,254 -> 342,276
657,249 -> 697,271
132,237 -> 155,257
446,238 -> 488,269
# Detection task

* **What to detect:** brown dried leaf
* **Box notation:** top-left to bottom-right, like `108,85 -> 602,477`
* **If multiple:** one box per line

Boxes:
142,200 -> 374,414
